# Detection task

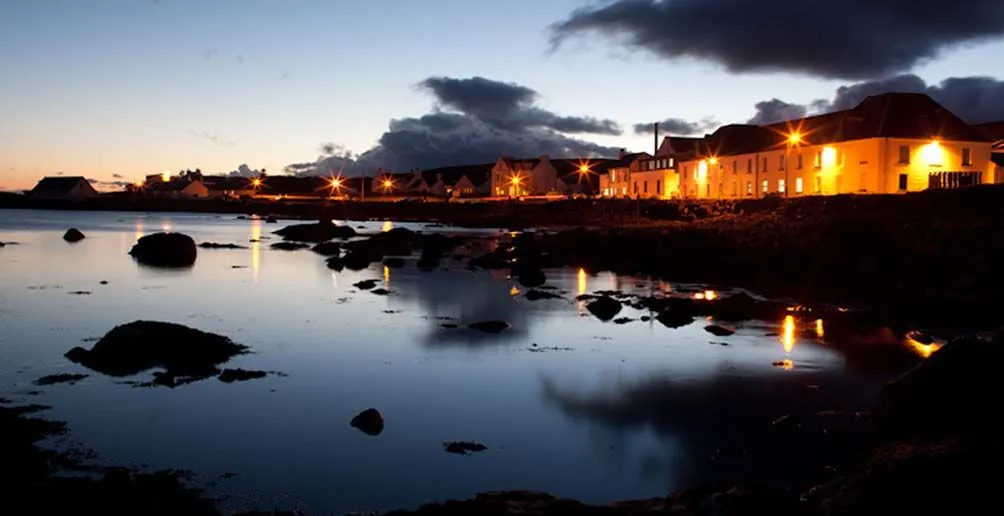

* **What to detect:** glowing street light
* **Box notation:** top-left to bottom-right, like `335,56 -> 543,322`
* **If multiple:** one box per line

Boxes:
331,178 -> 342,189
251,178 -> 262,188
382,179 -> 393,190
787,132 -> 802,145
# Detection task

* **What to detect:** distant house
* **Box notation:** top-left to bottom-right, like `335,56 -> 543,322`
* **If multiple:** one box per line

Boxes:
599,151 -> 650,198
203,176 -> 252,198
30,176 -> 99,201
147,178 -> 210,199
974,121 -> 1004,184
490,156 -> 560,197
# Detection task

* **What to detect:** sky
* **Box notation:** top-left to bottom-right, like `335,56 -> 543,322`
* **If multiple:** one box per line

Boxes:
2,0 -> 1004,190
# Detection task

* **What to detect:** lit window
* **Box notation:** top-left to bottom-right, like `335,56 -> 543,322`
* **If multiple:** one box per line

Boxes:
747,159 -> 753,174
778,179 -> 786,193
815,176 -> 822,193
795,177 -> 803,193
732,160 -> 737,174
762,179 -> 768,193
763,157 -> 768,171
732,181 -> 738,196
746,181 -> 752,196
814,152 -> 821,168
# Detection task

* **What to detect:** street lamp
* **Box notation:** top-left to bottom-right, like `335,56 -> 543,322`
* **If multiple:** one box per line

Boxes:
510,176 -> 521,198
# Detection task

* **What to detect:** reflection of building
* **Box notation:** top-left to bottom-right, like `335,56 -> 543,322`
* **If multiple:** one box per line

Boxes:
676,93 -> 997,198
30,176 -> 99,200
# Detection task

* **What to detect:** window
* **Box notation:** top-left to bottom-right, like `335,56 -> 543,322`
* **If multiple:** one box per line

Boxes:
732,160 -> 738,174
643,181 -> 648,194
656,180 -> 661,195
815,176 -> 822,193
732,181 -> 738,197
796,153 -> 803,169
669,158 -> 675,167
684,165 -> 689,177
962,148 -> 972,166
762,179 -> 768,193
898,145 -> 910,164
633,181 -> 638,194
611,171 -> 616,182
763,157 -> 768,172
746,181 -> 752,196
747,159 -> 753,174
706,183 -> 711,197
814,151 -> 822,168
795,177 -> 803,194
898,173 -> 908,191
779,155 -> 786,171
778,179 -> 785,193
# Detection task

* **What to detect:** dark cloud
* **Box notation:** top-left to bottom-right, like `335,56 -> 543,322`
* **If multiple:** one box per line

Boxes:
112,173 -> 123,179
633,117 -> 717,136
747,74 -> 1004,125
228,164 -> 263,178
285,76 -> 622,176
549,0 -> 1004,80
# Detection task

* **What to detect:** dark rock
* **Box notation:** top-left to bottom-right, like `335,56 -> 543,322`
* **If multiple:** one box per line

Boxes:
265,216 -> 278,223
217,368 -> 268,383
311,241 -> 341,256
705,324 -> 737,337
516,268 -> 546,288
371,288 -> 391,296
353,279 -> 379,290
270,241 -> 310,251
613,317 -> 634,325
68,291 -> 91,296
874,337 -> 1003,441
33,373 -> 89,386
468,321 -> 510,334
383,257 -> 406,269
273,220 -> 355,242
198,242 -> 247,250
350,408 -> 384,436
325,257 -> 344,271
657,310 -> 696,329
129,233 -> 197,268
341,252 -> 372,270
64,321 -> 249,382
443,441 -> 487,455
525,289 -> 563,301
586,296 -> 622,322
441,323 -> 459,329
63,228 -> 85,242
99,281 -> 108,285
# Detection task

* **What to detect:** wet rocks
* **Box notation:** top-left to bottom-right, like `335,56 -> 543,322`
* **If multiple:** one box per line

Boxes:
341,252 -> 372,270
63,228 -> 85,242
33,373 -> 89,386
874,336 -> 1003,441
443,441 -> 487,455
468,321 -> 510,334
325,257 -> 344,271
383,257 -> 406,269
525,289 -> 563,301
198,242 -> 247,250
371,288 -> 391,296
273,220 -> 355,243
353,279 -> 379,290
516,267 -> 546,288
586,296 -> 622,322
270,241 -> 310,251
704,324 -> 737,337
613,317 -> 634,325
64,321 -> 249,382
129,232 -> 197,268
350,408 -> 384,436
311,241 -> 341,256
217,369 -> 268,383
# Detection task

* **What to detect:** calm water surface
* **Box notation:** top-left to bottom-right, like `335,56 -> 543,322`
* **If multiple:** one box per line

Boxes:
0,209 -> 919,514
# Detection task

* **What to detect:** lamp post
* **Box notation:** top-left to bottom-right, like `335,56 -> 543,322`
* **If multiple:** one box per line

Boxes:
786,132 -> 802,199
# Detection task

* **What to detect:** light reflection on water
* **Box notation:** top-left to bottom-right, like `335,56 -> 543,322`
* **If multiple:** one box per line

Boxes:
0,210 -> 922,514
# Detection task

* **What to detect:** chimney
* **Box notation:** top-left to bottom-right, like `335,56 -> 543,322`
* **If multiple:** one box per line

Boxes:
618,148 -> 626,160
654,122 -> 659,156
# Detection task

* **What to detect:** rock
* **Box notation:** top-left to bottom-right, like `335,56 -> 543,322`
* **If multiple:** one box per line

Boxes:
657,310 -> 696,329
311,241 -> 341,256
341,252 -> 372,270
99,281 -> 108,285
33,373 -> 89,386
128,233 -> 197,268
273,221 -> 355,242
63,228 -> 85,242
198,242 -> 247,249
64,321 -> 249,381
613,317 -> 634,325
217,368 -> 268,383
353,279 -> 379,290
371,288 -> 391,296
586,296 -> 622,321
270,241 -> 310,251
265,216 -> 278,223
383,257 -> 406,269
705,324 -> 737,337
805,440 -> 999,516
350,408 -> 384,436
516,268 -> 546,288
468,320 -> 510,334
326,257 -> 344,271
874,337 -> 1004,441
525,289 -> 563,301
443,441 -> 487,455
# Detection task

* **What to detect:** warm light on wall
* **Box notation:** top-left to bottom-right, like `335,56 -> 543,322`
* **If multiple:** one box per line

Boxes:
821,147 -> 838,167
697,160 -> 709,180
919,140 -> 945,166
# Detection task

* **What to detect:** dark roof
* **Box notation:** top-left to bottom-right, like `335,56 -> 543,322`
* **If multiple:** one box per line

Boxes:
608,152 -> 649,169
203,176 -> 251,191
973,121 -> 1004,142
420,163 -> 494,187
658,136 -> 704,157
31,176 -> 92,193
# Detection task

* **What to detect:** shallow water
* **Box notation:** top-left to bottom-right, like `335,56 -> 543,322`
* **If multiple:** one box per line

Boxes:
0,209 -> 921,514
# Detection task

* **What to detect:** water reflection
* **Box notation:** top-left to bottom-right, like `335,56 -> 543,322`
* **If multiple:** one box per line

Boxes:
577,268 -> 588,295
815,319 -> 825,339
133,221 -> 144,242
250,219 -> 261,282
905,334 -> 942,358
782,315 -> 796,353
383,265 -> 391,286
693,290 -> 718,300
381,220 -> 393,232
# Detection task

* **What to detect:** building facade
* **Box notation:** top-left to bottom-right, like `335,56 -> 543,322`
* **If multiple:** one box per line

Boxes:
30,177 -> 99,200
675,93 -> 996,199
490,156 -> 562,197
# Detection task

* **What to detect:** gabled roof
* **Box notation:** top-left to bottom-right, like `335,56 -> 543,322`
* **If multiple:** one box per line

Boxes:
499,157 -> 541,169
973,121 -> 1004,144
421,163 -> 494,187
658,136 -> 704,157
31,176 -> 92,193
608,152 -> 649,169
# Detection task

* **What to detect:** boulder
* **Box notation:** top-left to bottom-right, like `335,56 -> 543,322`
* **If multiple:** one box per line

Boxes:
64,321 -> 249,380
586,296 -> 622,322
353,279 -> 379,290
350,408 -> 384,436
874,336 -> 1004,441
128,233 -> 197,268
657,310 -> 696,329
705,324 -> 737,337
63,228 -> 85,242
198,242 -> 247,249
468,321 -> 510,334
273,221 -> 355,242
311,241 -> 341,256
270,241 -> 310,251
516,267 -> 547,288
